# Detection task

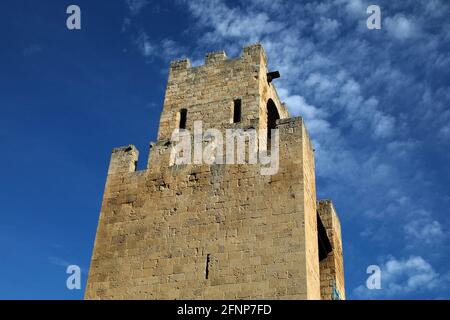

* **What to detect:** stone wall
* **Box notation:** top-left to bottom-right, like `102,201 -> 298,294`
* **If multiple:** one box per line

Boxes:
318,200 -> 346,300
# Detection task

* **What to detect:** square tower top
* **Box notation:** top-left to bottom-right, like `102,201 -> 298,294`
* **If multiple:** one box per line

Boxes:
157,43 -> 289,141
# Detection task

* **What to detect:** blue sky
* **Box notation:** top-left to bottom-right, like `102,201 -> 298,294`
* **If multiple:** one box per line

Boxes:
0,0 -> 449,299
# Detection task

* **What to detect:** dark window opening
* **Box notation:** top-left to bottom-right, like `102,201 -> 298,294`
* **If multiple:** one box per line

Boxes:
233,99 -> 241,123
179,108 -> 187,129
317,214 -> 332,261
266,99 -> 280,142
205,254 -> 211,279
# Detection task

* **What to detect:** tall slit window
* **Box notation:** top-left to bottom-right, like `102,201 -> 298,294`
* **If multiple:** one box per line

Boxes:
179,108 -> 187,129
233,99 -> 241,123
266,99 -> 280,142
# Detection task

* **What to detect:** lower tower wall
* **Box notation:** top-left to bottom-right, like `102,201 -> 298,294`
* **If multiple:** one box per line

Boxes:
85,117 -> 322,299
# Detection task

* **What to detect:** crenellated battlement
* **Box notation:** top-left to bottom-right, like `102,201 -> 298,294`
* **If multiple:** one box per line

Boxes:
107,144 -> 139,175
205,50 -> 228,65
161,43 -> 287,143
169,43 -> 266,73
169,58 -> 191,70
106,116 -> 310,178
106,44 -> 299,178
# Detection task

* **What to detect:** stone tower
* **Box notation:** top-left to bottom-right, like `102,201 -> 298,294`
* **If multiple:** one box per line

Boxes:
85,44 -> 345,300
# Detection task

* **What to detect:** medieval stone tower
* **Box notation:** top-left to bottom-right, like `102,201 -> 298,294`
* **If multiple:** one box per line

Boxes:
85,44 -> 345,300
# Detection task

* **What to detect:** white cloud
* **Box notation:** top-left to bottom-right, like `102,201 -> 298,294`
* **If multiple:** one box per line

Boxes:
385,14 -> 420,40
373,113 -> 395,139
277,88 -> 332,138
338,0 -> 367,17
305,72 -> 338,94
354,256 -> 443,298
313,17 -> 341,39
278,88 -> 327,119
186,0 -> 285,45
404,219 -> 445,245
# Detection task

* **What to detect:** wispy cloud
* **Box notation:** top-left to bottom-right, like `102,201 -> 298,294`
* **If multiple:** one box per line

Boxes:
404,219 -> 445,246
125,0 -> 150,16
133,30 -> 185,62
134,30 -> 155,57
49,256 -> 87,274
49,256 -> 72,268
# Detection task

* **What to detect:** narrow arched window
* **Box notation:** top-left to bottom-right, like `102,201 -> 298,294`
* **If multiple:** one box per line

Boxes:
179,108 -> 187,129
233,99 -> 241,123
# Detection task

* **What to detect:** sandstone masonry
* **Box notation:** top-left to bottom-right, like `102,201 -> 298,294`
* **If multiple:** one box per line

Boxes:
85,44 -> 345,300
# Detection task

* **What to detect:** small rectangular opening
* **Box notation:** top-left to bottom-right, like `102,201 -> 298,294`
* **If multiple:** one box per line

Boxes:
179,109 -> 187,129
233,99 -> 241,123
205,254 -> 210,279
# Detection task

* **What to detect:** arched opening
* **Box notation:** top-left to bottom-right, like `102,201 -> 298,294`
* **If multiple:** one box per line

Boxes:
266,99 -> 280,142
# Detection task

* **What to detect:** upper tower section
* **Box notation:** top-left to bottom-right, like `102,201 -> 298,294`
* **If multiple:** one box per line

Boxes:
157,44 -> 289,141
